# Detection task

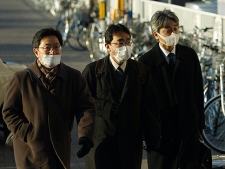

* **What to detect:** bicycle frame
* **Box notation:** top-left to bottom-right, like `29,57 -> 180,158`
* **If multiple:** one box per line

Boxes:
219,59 -> 225,116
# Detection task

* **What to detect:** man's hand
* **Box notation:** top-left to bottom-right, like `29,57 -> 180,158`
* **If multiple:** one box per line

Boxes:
77,137 -> 94,158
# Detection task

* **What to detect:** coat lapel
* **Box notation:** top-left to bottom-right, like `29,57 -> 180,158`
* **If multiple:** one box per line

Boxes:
101,57 -> 122,101
153,47 -> 176,106
120,60 -> 138,102
101,58 -> 139,102
174,45 -> 183,73
152,44 -> 182,107
153,44 -> 183,78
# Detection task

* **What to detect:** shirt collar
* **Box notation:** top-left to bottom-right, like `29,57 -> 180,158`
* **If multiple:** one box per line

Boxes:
109,56 -> 127,72
159,44 -> 176,57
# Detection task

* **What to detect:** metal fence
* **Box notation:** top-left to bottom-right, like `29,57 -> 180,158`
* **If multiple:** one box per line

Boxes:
132,0 -> 225,50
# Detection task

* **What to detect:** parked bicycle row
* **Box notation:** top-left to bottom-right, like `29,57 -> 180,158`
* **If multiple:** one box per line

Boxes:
179,25 -> 225,154
30,0 -> 156,57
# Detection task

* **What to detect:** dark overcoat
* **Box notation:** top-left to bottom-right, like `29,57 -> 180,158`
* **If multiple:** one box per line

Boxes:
82,56 -> 161,169
2,61 -> 95,169
139,43 -> 204,168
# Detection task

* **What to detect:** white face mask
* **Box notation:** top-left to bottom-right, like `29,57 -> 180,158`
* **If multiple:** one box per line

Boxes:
41,54 -> 61,68
157,32 -> 179,46
113,46 -> 132,62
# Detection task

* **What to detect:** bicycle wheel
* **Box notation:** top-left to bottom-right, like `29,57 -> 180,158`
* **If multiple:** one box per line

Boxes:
67,24 -> 87,51
85,22 -> 107,61
77,26 -> 87,49
203,94 -> 225,153
85,23 -> 101,52
56,18 -> 67,47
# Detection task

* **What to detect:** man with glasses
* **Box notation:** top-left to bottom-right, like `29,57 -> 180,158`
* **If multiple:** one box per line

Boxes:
82,24 -> 161,169
2,27 -> 96,169
139,9 -> 204,169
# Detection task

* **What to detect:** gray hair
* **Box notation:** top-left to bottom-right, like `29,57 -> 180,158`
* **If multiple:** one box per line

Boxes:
150,9 -> 179,33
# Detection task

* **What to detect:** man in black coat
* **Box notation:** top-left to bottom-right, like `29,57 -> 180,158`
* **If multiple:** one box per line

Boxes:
139,9 -> 204,169
82,24 -> 161,169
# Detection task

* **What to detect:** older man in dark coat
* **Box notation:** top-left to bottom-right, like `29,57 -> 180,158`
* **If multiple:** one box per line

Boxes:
139,9 -> 204,169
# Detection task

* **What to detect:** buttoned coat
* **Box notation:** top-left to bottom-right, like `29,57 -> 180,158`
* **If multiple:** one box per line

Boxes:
2,60 -> 95,169
139,43 -> 204,167
82,56 -> 161,169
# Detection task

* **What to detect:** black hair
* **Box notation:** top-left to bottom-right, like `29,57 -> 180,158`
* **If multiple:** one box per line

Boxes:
32,27 -> 63,48
104,24 -> 131,44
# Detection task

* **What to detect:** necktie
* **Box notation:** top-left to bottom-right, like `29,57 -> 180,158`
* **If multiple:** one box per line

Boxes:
117,66 -> 123,76
168,53 -> 175,71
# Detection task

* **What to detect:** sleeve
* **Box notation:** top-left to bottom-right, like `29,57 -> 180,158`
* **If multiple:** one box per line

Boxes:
75,71 -> 96,140
82,63 -> 97,98
194,51 -> 205,131
2,73 -> 31,142
141,69 -> 161,152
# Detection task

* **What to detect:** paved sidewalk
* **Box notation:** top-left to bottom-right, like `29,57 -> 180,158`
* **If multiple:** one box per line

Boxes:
0,0 -> 91,72
0,0 -> 148,168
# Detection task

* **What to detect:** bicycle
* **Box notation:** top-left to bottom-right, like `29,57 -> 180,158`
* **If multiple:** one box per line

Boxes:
85,21 -> 107,61
203,94 -> 225,153
192,26 -> 220,103
188,26 -> 225,153
130,21 -> 156,60
56,1 -> 88,51
202,52 -> 225,153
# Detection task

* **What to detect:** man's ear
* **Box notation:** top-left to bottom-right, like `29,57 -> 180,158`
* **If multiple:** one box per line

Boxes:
105,43 -> 110,52
33,48 -> 39,58
153,32 -> 159,41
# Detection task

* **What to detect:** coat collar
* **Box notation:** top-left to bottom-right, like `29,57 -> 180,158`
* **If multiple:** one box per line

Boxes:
159,44 -> 176,57
103,56 -> 138,79
153,43 -> 183,67
102,56 -> 139,101
109,56 -> 127,72
29,59 -> 68,81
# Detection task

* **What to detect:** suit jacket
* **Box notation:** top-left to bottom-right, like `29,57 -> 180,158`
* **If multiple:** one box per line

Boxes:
139,43 -> 204,140
82,56 -> 161,169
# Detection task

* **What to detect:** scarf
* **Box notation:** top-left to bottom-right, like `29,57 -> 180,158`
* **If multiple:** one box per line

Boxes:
37,59 -> 58,82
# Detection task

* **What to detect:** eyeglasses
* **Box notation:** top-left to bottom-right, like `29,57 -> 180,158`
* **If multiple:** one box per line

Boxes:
110,41 -> 133,47
38,46 -> 61,53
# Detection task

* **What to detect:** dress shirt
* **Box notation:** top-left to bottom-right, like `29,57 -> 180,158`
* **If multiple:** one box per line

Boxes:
159,44 -> 176,64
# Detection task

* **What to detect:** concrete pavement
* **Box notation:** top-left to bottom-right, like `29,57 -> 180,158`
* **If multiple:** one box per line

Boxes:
0,0 -> 91,72
0,0 -> 148,168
